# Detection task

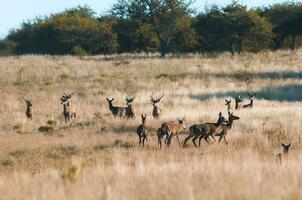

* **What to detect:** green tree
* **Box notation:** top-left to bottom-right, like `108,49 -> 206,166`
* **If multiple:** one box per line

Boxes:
112,0 -> 196,57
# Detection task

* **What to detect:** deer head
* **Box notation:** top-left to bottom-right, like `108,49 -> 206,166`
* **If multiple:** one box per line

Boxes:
125,95 -> 136,105
151,93 -> 164,106
225,99 -> 231,106
281,143 -> 291,153
141,114 -> 147,123
60,92 -> 75,104
177,117 -> 186,129
233,95 -> 242,103
228,111 -> 240,122
23,97 -> 32,107
248,93 -> 256,100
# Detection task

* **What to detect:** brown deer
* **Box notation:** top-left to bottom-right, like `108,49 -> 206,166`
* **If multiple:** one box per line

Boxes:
225,99 -> 232,112
151,93 -> 164,119
60,92 -> 77,123
159,118 -> 186,148
125,95 -> 136,118
106,97 -> 126,118
243,93 -> 256,108
22,97 -> 33,120
276,143 -> 291,165
233,96 -> 243,110
183,112 -> 227,148
136,114 -> 148,147
214,112 -> 240,145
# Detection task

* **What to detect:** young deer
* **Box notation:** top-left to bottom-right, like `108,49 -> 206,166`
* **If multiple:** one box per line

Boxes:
151,93 -> 164,119
125,95 -> 136,118
214,112 -> 240,145
136,114 -> 148,147
276,143 -> 291,165
233,96 -> 243,110
183,112 -> 227,148
225,99 -> 232,112
23,97 -> 33,120
60,92 -> 77,123
106,97 -> 126,118
243,93 -> 256,108
159,118 -> 186,148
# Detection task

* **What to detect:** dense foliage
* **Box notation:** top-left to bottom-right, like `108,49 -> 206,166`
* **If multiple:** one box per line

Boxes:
1,1 -> 302,56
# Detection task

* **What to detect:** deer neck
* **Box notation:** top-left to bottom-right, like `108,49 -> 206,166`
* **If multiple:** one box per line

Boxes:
250,99 -> 253,107
227,119 -> 234,129
235,101 -> 239,109
108,101 -> 115,111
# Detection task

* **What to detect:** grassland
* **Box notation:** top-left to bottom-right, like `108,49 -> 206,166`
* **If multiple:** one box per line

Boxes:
0,50 -> 301,200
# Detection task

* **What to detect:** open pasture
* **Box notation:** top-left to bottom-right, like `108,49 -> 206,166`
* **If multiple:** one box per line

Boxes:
0,50 -> 301,199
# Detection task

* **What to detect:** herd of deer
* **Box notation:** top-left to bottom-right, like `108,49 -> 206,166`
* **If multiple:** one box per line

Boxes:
22,92 -> 291,164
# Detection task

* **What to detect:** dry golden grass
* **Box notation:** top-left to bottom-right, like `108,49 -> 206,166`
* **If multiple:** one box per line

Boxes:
0,50 -> 301,199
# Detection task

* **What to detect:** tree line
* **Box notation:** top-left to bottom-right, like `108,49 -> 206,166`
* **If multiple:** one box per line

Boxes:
0,0 -> 302,57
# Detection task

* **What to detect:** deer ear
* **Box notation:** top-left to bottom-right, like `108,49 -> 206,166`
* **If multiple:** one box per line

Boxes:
281,143 -> 286,148
288,143 -> 292,148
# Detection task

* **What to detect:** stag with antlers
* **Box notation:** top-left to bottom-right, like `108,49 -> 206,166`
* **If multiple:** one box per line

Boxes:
151,93 -> 164,119
243,93 -> 256,108
22,97 -> 33,120
60,92 -> 77,123
106,97 -> 126,118
125,95 -> 136,118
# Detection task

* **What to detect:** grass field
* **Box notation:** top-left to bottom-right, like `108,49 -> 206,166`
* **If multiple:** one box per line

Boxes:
0,50 -> 301,200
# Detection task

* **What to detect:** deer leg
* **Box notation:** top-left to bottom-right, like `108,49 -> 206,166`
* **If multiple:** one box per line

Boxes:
167,134 -> 173,147
138,135 -> 142,146
198,135 -> 206,147
142,135 -> 146,147
223,136 -> 228,145
183,134 -> 194,147
176,134 -> 182,148
192,135 -> 199,148
210,134 -> 216,142
218,136 -> 223,143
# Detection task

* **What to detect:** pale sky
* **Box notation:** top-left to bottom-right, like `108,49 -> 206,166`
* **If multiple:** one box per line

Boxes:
0,0 -> 291,38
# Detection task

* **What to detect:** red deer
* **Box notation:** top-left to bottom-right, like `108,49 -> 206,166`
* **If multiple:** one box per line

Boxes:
243,93 -> 256,108
106,97 -> 126,118
214,112 -> 240,145
183,112 -> 227,148
60,92 -> 77,123
136,114 -> 148,147
151,93 -> 164,118
125,95 -> 136,118
158,118 -> 186,148
276,143 -> 291,165
22,97 -> 33,120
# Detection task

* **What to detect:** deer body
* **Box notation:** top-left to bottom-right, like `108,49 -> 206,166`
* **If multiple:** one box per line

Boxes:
136,114 -> 148,147
276,143 -> 291,165
23,97 -> 33,120
151,93 -> 164,119
214,112 -> 240,145
159,118 -> 186,148
107,98 -> 126,118
125,96 -> 136,118
183,113 -> 227,147
60,92 -> 77,123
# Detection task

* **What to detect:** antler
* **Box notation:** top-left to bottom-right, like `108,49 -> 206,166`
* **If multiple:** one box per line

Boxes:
126,95 -> 136,103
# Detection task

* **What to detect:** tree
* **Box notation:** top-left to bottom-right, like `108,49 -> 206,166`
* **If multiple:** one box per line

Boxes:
259,2 -> 302,49
7,6 -> 118,55
111,0 -> 195,57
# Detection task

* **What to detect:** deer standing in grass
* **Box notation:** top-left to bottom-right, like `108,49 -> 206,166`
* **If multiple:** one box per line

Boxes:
106,97 -> 126,118
23,97 -> 33,120
60,92 -> 77,124
151,93 -> 164,119
136,114 -> 148,147
214,112 -> 240,145
276,143 -> 291,165
125,95 -> 136,118
158,118 -> 186,148
183,112 -> 227,148
243,93 -> 256,108
233,96 -> 243,110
